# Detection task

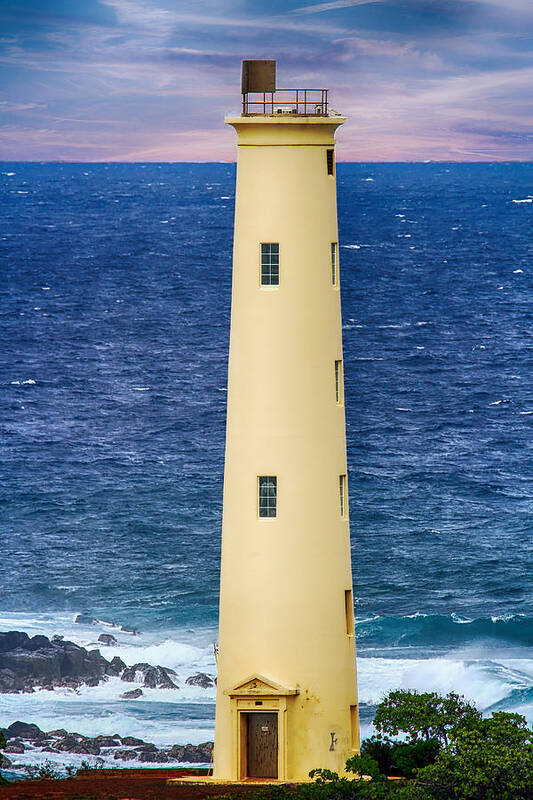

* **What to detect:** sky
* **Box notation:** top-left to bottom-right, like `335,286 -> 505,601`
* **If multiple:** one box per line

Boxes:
0,0 -> 532,161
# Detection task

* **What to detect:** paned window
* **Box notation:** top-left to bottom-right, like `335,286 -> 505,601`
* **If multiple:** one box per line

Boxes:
340,474 -> 347,517
335,360 -> 343,404
260,243 -> 279,286
258,476 -> 277,518
327,149 -> 334,175
331,242 -> 338,285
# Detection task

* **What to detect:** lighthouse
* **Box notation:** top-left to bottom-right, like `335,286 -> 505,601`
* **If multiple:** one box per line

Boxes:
213,61 -> 359,782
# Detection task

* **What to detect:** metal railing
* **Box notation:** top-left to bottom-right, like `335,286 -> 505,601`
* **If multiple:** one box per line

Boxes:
242,88 -> 328,116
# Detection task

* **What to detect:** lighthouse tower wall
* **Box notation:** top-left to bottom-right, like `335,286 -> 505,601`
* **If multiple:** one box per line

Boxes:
214,116 -> 359,781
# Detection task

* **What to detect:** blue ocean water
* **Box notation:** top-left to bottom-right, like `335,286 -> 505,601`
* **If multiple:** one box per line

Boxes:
1,163 -> 532,765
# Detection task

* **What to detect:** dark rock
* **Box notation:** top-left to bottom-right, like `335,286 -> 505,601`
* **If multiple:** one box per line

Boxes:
74,614 -> 96,625
137,747 -> 168,763
98,634 -> 117,646
0,632 -> 31,653
0,630 -> 173,694
120,666 -> 137,683
0,668 -> 22,692
120,663 -> 177,689
185,672 -> 215,689
6,721 -> 44,740
121,688 -> 143,699
0,754 -> 12,769
47,729 -> 68,738
143,666 -> 178,689
93,735 -> 121,747
53,735 -> 101,755
114,749 -> 138,761
120,626 -> 140,635
169,742 -> 214,763
71,741 -> 102,755
3,740 -> 25,753
108,656 -> 127,676
52,734 -> 83,751
51,635 -> 64,643
120,736 -> 145,746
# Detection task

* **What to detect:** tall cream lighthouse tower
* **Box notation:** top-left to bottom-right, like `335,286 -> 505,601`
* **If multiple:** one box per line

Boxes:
214,61 -> 359,782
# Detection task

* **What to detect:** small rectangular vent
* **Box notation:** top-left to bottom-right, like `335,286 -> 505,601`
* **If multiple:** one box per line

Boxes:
345,589 -> 354,634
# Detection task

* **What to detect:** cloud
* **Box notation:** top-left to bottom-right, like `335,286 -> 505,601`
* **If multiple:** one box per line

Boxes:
0,0 -> 531,160
295,0 -> 381,13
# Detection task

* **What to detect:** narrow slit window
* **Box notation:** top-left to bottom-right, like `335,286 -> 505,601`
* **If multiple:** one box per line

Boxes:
331,242 -> 338,285
339,474 -> 347,517
326,149 -> 334,176
350,705 -> 359,750
345,589 -> 354,635
335,359 -> 343,404
258,476 -> 277,518
260,243 -> 279,286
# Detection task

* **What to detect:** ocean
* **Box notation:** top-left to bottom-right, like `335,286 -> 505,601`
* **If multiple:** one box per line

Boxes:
1,162 -> 532,770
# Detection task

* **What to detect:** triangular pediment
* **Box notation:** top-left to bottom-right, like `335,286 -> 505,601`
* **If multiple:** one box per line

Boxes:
227,673 -> 298,697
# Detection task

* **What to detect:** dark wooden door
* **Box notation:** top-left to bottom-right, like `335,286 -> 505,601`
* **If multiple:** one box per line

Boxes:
246,713 -> 278,778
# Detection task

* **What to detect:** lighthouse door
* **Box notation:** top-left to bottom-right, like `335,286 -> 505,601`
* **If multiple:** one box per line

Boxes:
246,713 -> 278,778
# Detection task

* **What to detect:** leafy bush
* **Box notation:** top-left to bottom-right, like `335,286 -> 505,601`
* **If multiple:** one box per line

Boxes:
25,760 -> 63,780
359,737 -> 439,779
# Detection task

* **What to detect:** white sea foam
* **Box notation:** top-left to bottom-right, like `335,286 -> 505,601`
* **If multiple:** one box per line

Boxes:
22,379 -> 36,385
342,244 -> 361,249
3,172 -> 15,176
1,612 -> 532,750
133,387 -> 150,391
513,269 -> 524,273
357,656 -> 533,719
363,178 -> 374,182
512,198 -> 533,203
520,411 -> 533,415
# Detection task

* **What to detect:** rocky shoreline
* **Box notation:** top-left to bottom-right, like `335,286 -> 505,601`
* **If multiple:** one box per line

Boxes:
0,628 -> 217,774
0,721 -> 213,770
0,630 -> 215,695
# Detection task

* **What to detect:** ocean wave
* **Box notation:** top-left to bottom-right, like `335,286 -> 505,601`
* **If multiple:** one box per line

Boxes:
357,656 -> 533,722
355,612 -> 533,650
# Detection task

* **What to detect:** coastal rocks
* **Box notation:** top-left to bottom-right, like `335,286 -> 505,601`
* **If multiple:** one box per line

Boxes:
97,634 -> 117,646
113,749 -> 138,760
0,632 -> 137,693
6,722 -> 43,740
0,631 -> 118,693
0,630 -> 216,696
120,663 -> 178,689
185,672 -> 215,688
1,722 -> 214,769
169,742 -> 214,763
73,615 -> 140,635
0,754 -> 12,769
120,688 -> 143,699
120,736 -> 144,746
3,740 -> 25,753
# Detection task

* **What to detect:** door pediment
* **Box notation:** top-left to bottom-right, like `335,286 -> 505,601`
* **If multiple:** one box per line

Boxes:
227,673 -> 299,697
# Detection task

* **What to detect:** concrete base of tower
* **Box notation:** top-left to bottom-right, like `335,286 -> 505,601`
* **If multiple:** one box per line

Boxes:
167,776 -> 309,786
